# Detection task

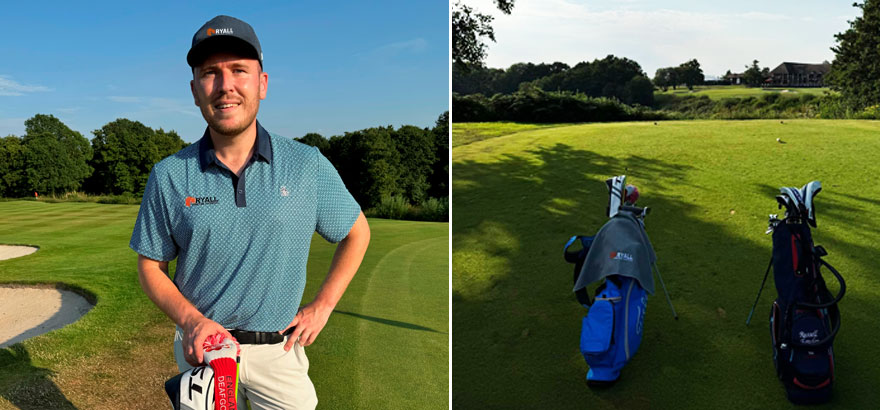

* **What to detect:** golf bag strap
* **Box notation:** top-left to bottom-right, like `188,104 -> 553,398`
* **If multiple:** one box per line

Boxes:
797,256 -> 846,309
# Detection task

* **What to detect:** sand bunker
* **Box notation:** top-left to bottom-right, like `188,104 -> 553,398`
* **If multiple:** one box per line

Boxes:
0,245 -> 38,260
0,287 -> 94,348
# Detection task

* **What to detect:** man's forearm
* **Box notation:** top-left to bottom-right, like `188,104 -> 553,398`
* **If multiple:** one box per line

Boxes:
312,212 -> 371,310
137,256 -> 205,328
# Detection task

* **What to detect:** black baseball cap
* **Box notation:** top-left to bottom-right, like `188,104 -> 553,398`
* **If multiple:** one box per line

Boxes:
187,15 -> 263,68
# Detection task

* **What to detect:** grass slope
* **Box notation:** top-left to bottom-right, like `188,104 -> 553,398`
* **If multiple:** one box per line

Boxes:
655,85 -> 832,100
452,120 -> 880,409
0,201 -> 448,409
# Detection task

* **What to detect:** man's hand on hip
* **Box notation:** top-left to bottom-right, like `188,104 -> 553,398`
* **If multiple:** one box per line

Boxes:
183,316 -> 233,367
281,302 -> 333,350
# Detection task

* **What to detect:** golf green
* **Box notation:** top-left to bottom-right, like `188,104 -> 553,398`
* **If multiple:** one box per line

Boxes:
452,120 -> 880,409
0,200 -> 448,409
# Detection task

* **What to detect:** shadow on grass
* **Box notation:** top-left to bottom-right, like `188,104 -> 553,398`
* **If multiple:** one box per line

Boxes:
452,143 -> 877,409
0,345 -> 77,409
335,310 -> 444,334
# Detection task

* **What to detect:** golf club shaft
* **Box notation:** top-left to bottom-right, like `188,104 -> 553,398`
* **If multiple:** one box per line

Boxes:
653,263 -> 678,320
746,257 -> 774,326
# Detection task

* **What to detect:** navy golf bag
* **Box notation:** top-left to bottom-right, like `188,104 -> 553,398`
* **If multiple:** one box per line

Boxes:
747,181 -> 845,405
563,176 -> 677,386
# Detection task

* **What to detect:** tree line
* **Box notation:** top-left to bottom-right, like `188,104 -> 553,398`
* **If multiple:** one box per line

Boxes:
0,113 -> 449,216
453,55 -> 655,106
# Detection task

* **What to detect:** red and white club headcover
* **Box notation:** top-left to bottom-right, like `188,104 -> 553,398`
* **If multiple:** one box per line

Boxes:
202,333 -> 241,410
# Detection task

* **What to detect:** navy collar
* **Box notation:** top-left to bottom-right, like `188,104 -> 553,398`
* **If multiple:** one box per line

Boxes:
198,120 -> 273,171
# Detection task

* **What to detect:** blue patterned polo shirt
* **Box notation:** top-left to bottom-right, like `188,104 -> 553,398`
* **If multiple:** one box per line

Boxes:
129,121 -> 360,332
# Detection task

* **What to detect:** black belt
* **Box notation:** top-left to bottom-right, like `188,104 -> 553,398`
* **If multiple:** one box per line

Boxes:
229,329 -> 285,345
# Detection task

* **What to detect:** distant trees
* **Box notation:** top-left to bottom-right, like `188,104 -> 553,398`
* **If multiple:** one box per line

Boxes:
827,0 -> 880,109
1,112 -> 448,220
653,59 -> 704,90
86,119 -> 186,195
454,56 -> 654,106
743,60 -> 769,87
297,112 -> 449,209
0,136 -> 25,197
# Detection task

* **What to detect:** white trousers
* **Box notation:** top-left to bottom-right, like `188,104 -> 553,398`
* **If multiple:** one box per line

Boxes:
174,327 -> 318,410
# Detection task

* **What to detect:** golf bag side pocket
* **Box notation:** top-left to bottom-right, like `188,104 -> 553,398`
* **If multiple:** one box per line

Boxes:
579,276 -> 647,383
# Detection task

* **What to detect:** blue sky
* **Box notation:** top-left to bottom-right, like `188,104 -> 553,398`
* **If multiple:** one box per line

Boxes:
0,1 -> 449,142
467,0 -> 859,78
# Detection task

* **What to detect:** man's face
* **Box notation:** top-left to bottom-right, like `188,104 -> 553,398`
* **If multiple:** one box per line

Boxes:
191,52 -> 267,137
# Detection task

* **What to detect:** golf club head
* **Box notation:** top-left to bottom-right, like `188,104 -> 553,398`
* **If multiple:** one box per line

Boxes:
605,175 -> 626,218
778,186 -> 806,220
624,184 -> 639,206
165,366 -> 215,410
800,180 -> 821,227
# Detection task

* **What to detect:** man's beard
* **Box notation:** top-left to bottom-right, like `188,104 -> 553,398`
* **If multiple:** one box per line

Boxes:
201,103 -> 258,137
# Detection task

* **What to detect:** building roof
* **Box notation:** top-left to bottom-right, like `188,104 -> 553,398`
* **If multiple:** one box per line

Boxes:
770,62 -> 831,76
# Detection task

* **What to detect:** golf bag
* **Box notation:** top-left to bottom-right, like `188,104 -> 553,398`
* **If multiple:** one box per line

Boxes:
747,181 -> 845,405
563,176 -> 677,386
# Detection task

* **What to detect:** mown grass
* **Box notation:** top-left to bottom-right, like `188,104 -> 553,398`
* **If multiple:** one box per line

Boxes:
0,201 -> 448,409
451,122 -> 563,148
655,85 -> 833,100
452,120 -> 880,409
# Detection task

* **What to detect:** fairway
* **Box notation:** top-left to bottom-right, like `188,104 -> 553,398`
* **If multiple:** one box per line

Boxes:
655,85 -> 832,100
0,201 -> 448,409
452,120 -> 880,409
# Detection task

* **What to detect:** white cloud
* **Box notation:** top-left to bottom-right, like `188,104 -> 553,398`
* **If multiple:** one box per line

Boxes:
358,38 -> 428,58
0,75 -> 51,96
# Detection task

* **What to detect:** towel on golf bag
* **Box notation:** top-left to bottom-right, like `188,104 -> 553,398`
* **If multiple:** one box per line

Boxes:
572,211 -> 656,295
579,275 -> 647,383
768,219 -> 843,405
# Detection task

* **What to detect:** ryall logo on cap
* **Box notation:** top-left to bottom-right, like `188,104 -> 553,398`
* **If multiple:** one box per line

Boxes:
188,15 -> 262,67
206,27 -> 233,36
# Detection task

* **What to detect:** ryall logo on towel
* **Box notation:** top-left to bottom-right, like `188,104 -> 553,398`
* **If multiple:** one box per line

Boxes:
609,251 -> 634,262
185,196 -> 219,207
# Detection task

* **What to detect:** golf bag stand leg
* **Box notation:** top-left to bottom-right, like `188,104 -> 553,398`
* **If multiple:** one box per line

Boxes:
746,257 -> 773,326
652,263 -> 678,320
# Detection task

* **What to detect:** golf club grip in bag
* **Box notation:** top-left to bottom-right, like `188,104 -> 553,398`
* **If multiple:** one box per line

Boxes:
768,219 -> 845,405
563,235 -> 648,385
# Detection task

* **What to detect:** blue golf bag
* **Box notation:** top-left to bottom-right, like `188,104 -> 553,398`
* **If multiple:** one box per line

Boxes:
563,176 -> 677,386
747,181 -> 845,404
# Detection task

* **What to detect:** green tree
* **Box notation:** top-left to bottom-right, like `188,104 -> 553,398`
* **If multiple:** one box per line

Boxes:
392,125 -> 436,204
827,0 -> 880,109
22,114 -> 92,195
428,112 -> 449,199
87,119 -> 186,195
677,59 -> 704,90
654,67 -> 673,91
328,127 -> 402,208
743,60 -> 767,87
535,55 -> 651,105
296,132 -> 330,155
452,0 -> 514,68
0,135 -> 25,197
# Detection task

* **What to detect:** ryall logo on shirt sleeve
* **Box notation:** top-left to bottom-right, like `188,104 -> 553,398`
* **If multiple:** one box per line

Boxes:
185,196 -> 219,207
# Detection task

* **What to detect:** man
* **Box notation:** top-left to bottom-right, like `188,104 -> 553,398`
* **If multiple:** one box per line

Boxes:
130,15 -> 370,409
